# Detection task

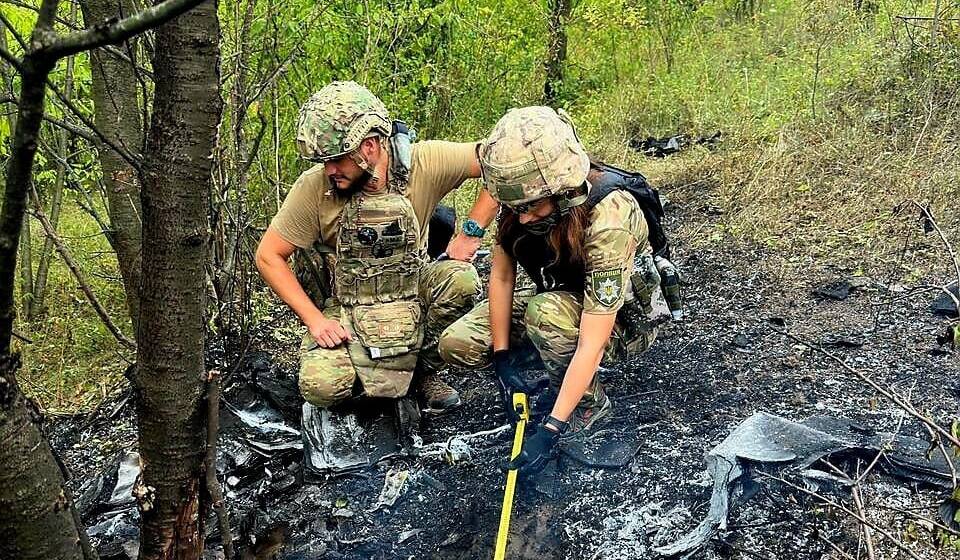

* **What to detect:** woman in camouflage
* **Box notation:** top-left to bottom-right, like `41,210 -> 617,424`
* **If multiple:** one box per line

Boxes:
439,106 -> 665,475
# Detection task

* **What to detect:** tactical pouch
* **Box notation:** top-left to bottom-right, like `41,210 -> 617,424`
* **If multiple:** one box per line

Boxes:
350,301 -> 424,359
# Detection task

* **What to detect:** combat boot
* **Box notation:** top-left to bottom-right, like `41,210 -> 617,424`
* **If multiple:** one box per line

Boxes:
415,370 -> 462,414
560,391 -> 612,443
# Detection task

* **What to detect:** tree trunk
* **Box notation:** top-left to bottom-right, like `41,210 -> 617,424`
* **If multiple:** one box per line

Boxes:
134,0 -> 221,557
0,1 -> 212,558
543,0 -> 572,105
80,0 -> 145,333
1,23 -> 35,319
0,354 -> 95,560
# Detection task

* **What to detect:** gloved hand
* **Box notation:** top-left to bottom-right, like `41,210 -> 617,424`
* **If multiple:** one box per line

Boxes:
492,350 -> 534,422
504,425 -> 560,476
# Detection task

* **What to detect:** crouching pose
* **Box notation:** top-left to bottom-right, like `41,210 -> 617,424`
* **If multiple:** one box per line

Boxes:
439,106 -> 673,475
256,82 -> 497,461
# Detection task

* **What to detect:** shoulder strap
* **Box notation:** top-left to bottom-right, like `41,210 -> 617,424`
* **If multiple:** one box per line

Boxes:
585,162 -> 670,259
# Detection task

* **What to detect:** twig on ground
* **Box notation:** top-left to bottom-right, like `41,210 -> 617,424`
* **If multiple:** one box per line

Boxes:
871,502 -> 960,537
851,462 -> 877,560
870,283 -> 955,307
912,201 -> 960,312
855,383 -> 912,485
771,327 -> 960,450
922,422 -> 958,491
758,472 -> 923,560
817,533 -> 855,560
416,424 -> 511,459
205,370 -> 235,560
11,329 -> 32,343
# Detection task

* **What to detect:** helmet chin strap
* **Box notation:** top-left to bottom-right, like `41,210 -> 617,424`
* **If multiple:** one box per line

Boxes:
349,139 -> 387,187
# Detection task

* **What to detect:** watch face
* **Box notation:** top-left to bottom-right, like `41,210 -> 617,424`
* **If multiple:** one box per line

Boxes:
463,219 -> 485,237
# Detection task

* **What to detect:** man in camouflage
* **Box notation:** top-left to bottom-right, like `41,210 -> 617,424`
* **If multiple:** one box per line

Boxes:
256,82 -> 498,431
440,106 -> 665,475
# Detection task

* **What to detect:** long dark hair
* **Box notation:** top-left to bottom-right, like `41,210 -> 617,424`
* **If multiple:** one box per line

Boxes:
496,203 -> 591,269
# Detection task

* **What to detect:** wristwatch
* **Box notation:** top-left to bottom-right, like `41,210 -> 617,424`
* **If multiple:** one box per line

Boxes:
462,218 -> 486,238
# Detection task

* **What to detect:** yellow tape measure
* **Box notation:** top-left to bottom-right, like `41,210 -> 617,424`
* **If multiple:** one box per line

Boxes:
493,392 -> 529,560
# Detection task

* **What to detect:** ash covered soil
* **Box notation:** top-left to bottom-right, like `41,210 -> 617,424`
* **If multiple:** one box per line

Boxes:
50,198 -> 960,560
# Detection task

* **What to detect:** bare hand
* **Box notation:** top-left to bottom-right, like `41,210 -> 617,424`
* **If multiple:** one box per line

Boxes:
307,317 -> 352,348
445,232 -> 482,262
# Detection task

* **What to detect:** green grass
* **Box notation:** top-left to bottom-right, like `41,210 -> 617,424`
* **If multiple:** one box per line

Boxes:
13,204 -> 133,414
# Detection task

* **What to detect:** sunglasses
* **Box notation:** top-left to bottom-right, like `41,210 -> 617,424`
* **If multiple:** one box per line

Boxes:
510,197 -> 551,215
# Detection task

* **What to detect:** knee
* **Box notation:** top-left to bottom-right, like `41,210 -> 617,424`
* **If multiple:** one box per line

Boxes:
523,295 -> 581,359
524,293 -> 580,339
299,353 -> 355,408
440,262 -> 482,307
439,323 -> 488,368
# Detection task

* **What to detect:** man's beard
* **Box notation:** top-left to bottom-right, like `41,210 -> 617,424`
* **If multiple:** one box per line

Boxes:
332,170 -> 372,197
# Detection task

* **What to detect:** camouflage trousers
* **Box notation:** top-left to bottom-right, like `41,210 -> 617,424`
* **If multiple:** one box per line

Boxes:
439,289 -> 656,410
299,259 -> 481,408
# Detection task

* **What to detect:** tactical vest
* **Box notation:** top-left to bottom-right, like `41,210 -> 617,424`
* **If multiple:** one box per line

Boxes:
501,163 -> 670,294
326,125 -> 427,398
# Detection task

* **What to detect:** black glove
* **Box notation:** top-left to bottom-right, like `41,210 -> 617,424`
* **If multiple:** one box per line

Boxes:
504,425 -> 560,476
493,350 -> 534,393
493,350 -> 534,422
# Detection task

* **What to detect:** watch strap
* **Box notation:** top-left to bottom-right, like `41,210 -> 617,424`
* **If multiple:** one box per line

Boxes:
462,218 -> 486,238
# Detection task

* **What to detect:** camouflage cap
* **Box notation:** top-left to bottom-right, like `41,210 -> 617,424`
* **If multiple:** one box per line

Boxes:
296,81 -> 392,162
479,106 -> 590,209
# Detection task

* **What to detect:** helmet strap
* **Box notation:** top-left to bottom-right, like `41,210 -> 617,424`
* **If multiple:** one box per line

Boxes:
349,138 -> 388,187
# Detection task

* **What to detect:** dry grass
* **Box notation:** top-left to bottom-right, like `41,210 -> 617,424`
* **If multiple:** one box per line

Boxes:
593,103 -> 960,287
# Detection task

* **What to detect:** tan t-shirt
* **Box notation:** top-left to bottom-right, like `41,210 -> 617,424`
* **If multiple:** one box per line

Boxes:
270,140 -> 478,250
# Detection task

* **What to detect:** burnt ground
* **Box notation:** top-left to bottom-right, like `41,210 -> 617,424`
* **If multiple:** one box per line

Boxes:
48,197 -> 960,560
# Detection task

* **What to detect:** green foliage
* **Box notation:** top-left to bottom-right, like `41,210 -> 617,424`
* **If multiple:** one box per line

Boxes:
5,0 -> 958,410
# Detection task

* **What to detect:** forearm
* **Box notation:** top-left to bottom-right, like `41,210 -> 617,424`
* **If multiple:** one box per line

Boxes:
550,345 -> 605,422
255,252 -> 324,325
488,247 -> 516,351
488,274 -> 515,351
466,188 -> 499,229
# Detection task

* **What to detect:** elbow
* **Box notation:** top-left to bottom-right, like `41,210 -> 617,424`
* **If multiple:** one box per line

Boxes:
254,243 -> 272,276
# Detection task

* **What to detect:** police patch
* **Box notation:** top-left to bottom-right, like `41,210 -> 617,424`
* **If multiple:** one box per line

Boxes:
590,269 -> 623,307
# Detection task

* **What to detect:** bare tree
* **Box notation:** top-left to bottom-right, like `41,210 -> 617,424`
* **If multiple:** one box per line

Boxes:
133,0 -> 222,557
544,0 -> 573,105
80,0 -> 147,332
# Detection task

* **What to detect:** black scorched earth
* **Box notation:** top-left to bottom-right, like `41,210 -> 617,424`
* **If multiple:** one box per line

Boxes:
50,199 -> 960,560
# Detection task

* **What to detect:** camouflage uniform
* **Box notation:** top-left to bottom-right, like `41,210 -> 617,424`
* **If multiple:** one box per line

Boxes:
439,194 -> 658,410
439,106 -> 658,414
281,81 -> 480,408
301,259 -> 479,407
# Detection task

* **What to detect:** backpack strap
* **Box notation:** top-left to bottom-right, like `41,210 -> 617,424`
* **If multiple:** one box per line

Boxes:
585,163 -> 671,259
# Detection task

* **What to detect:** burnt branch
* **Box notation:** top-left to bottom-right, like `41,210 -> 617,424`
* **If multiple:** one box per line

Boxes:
205,371 -> 235,559
912,200 -> 960,311
758,471 -> 923,560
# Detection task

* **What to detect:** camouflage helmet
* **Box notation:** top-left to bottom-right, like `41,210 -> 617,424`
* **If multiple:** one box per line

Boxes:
296,81 -> 392,162
479,106 -> 590,211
